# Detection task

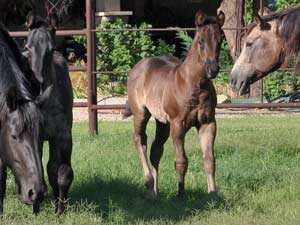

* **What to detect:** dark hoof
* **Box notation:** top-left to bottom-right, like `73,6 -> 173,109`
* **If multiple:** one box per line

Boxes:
55,197 -> 69,215
33,203 -> 40,215
55,205 -> 65,215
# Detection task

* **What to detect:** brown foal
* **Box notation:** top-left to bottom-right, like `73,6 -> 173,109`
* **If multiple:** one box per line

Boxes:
124,11 -> 225,197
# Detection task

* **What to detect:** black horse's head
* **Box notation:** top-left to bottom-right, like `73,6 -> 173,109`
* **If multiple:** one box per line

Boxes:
0,86 -> 52,205
25,13 -> 58,84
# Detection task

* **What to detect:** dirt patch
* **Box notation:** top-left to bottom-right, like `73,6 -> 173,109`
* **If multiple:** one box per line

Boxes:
73,107 -> 300,122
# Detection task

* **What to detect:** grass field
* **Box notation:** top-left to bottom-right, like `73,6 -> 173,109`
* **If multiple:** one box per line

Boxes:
1,114 -> 300,225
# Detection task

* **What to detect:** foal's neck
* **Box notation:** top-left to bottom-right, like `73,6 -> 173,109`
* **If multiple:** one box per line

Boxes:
180,34 -> 206,84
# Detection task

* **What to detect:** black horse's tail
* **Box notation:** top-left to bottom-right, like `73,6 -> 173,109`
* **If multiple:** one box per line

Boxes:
122,100 -> 132,118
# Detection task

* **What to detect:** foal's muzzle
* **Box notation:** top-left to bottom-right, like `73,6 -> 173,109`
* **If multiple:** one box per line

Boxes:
206,60 -> 219,79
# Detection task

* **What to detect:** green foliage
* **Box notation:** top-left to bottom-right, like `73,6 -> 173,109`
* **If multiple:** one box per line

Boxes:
276,0 -> 300,10
75,19 -> 175,94
263,70 -> 300,100
70,60 -> 88,99
176,30 -> 193,57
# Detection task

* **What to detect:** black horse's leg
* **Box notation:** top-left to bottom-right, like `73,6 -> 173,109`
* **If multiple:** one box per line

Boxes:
0,159 -> 7,216
47,130 -> 73,215
170,120 -> 188,197
149,120 -> 170,195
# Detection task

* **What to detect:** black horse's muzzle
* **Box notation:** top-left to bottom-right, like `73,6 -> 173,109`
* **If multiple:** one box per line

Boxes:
206,60 -> 219,79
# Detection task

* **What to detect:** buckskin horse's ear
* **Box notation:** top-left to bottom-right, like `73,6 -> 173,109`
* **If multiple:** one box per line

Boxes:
263,7 -> 273,16
255,14 -> 267,29
217,11 -> 225,27
195,10 -> 206,28
6,86 -> 17,112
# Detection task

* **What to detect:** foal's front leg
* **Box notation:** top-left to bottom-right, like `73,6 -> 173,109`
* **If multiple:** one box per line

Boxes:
0,159 -> 7,215
199,120 -> 217,193
170,120 -> 188,196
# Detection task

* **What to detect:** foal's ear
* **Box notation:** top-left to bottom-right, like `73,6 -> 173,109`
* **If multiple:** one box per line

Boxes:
195,10 -> 207,28
217,11 -> 225,27
6,86 -> 17,112
35,85 -> 53,107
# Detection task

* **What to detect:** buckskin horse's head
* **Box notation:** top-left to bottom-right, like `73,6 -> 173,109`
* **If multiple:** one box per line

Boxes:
230,7 -> 300,95
194,10 -> 225,79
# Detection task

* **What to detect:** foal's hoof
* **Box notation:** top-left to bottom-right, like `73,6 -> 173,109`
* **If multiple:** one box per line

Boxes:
145,189 -> 157,199
176,190 -> 186,198
144,175 -> 154,190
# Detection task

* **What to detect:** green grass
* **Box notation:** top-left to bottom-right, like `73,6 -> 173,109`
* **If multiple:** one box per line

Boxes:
1,115 -> 300,224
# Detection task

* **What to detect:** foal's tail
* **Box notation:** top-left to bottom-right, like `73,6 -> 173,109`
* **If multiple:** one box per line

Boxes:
122,100 -> 132,118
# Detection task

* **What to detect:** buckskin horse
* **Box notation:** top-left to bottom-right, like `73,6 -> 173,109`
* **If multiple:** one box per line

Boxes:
25,14 -> 74,214
230,6 -> 300,95
0,24 -> 52,215
123,11 -> 225,197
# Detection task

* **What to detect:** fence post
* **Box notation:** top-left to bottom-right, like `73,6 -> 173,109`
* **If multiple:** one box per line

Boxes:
86,0 -> 98,135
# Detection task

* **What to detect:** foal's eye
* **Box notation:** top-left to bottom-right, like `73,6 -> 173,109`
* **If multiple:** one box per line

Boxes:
11,135 -> 17,140
246,42 -> 253,48
199,39 -> 205,50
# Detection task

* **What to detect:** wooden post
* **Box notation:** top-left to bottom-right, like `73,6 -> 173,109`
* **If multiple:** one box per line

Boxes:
86,0 -> 98,135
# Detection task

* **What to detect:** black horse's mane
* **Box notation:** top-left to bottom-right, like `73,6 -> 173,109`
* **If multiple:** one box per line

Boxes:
247,6 -> 300,66
0,23 -> 42,131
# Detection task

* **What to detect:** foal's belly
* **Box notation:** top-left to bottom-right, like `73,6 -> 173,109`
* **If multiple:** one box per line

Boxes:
144,92 -> 170,123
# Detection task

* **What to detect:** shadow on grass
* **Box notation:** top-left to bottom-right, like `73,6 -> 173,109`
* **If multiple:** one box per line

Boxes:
70,177 -> 227,222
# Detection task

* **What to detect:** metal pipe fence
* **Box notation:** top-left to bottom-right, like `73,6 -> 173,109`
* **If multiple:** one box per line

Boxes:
8,0 -> 300,134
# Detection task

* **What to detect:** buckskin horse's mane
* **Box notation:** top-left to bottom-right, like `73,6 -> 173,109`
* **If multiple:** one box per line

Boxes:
247,6 -> 300,67
0,23 -> 42,132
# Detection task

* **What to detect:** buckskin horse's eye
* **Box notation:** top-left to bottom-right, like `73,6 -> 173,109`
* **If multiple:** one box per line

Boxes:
246,41 -> 253,48
199,38 -> 205,50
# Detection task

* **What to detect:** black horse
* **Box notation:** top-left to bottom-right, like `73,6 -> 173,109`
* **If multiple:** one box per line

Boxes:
0,24 -> 51,215
25,14 -> 74,215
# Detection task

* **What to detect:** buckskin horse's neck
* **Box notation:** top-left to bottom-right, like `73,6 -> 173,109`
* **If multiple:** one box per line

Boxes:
179,36 -> 206,85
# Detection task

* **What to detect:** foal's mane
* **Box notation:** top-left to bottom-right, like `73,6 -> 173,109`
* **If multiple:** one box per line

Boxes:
247,6 -> 300,66
0,24 -> 42,131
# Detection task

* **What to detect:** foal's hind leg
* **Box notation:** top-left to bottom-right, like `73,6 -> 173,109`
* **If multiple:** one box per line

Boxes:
150,120 -> 170,195
47,130 -> 74,214
132,109 -> 153,196
198,120 -> 216,193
